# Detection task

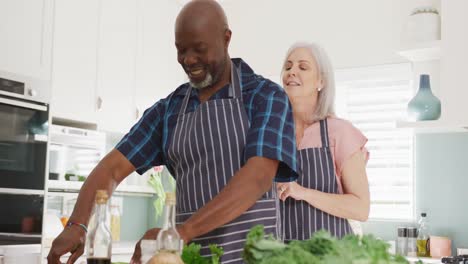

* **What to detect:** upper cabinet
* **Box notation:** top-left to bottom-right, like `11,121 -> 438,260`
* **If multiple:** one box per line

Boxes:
51,0 -> 100,124
134,0 -> 184,117
50,0 -> 184,132
1,1 -> 185,133
0,0 -> 54,80
440,0 -> 468,128
96,0 -> 138,133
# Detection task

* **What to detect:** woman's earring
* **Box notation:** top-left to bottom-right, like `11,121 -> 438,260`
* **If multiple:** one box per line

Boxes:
317,87 -> 322,92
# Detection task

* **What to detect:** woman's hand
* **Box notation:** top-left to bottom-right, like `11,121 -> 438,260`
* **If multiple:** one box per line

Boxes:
277,182 -> 306,201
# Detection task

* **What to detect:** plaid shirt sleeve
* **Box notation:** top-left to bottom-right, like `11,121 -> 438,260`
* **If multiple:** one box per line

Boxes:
244,81 -> 298,181
115,100 -> 166,175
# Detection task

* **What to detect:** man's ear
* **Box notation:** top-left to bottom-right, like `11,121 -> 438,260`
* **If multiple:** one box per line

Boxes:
224,29 -> 232,48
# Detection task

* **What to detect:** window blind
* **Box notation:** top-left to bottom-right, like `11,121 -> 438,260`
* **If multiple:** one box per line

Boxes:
335,63 -> 414,220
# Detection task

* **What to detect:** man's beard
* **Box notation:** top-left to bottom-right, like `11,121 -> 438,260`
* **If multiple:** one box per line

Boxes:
188,57 -> 227,90
190,72 -> 214,90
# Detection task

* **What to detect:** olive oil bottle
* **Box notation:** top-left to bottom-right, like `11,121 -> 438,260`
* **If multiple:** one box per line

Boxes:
416,212 -> 430,257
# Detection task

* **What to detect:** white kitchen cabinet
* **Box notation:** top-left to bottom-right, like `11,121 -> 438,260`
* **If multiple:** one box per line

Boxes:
0,0 -> 54,80
440,0 -> 468,127
96,0 -> 139,133
51,0 -> 184,132
51,0 -> 100,123
134,0 -> 184,117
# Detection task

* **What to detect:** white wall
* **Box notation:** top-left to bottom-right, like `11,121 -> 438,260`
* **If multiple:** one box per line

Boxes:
215,0 -> 429,77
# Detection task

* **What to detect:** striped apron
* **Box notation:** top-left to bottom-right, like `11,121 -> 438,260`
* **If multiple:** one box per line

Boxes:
167,63 -> 279,263
280,119 -> 353,241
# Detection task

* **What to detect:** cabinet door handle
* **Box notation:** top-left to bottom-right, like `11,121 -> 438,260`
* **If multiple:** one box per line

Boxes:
97,96 -> 103,111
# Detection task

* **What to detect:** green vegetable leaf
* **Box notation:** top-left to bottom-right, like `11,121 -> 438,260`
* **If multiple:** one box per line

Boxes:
148,171 -> 165,220
181,243 -> 209,264
209,244 -> 224,264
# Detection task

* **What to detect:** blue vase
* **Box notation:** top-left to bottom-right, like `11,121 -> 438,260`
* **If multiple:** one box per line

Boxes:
407,74 -> 441,121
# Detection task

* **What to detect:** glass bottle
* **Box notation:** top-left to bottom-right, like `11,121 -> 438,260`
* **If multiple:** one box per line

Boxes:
407,74 -> 441,121
417,212 -> 430,257
156,192 -> 182,255
86,190 -> 112,264
110,205 -> 121,242
140,239 -> 158,264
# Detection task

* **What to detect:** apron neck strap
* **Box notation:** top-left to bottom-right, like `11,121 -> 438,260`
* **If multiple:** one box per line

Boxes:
179,85 -> 192,116
319,119 -> 330,148
229,61 -> 243,99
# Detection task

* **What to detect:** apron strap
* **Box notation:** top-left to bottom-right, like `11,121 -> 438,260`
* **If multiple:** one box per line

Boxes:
179,61 -> 243,116
179,85 -> 192,116
229,61 -> 243,99
319,118 -> 330,148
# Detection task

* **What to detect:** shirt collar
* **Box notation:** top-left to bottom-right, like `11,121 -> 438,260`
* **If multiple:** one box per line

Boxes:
173,58 -> 257,97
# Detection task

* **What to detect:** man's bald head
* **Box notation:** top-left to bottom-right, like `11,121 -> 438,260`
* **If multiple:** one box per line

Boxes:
176,0 -> 229,36
175,0 -> 232,90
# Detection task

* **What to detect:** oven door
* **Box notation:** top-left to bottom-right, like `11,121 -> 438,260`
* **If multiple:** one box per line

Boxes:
0,193 -> 43,245
0,96 -> 49,190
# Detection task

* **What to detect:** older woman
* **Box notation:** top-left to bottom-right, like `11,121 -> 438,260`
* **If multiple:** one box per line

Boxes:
277,42 -> 370,241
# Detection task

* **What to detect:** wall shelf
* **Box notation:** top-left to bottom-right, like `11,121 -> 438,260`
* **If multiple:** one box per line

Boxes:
396,120 -> 468,133
47,180 -> 155,196
397,40 -> 441,62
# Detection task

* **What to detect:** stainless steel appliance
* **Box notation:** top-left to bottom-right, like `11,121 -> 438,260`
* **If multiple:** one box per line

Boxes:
0,70 -> 50,245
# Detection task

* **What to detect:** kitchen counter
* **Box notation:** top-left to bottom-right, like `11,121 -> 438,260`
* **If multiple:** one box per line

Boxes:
0,244 -> 41,264
44,240 -> 137,263
406,256 -> 442,264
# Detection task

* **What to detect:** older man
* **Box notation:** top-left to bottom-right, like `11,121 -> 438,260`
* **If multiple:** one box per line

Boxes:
47,1 -> 297,263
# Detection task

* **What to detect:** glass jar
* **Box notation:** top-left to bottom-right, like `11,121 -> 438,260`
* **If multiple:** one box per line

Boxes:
407,227 -> 418,257
396,227 -> 408,256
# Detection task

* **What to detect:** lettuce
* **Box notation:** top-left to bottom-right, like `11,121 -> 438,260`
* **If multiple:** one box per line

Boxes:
243,225 -> 410,264
181,243 -> 223,264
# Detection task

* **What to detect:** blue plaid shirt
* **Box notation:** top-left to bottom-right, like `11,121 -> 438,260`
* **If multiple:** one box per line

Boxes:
116,58 -> 297,181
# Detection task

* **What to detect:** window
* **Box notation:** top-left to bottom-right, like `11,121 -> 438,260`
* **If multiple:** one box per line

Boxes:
335,63 -> 414,221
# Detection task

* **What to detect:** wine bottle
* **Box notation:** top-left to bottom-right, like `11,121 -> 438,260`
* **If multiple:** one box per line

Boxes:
86,190 -> 112,264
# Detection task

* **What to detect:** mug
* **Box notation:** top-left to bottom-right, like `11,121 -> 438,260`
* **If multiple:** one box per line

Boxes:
430,236 -> 452,258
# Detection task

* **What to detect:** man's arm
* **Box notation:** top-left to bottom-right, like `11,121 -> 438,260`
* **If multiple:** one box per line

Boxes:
47,149 -> 135,264
179,156 -> 278,242
130,157 -> 279,264
68,149 -> 135,224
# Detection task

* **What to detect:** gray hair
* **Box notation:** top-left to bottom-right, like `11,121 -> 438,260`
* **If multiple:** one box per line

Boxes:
281,42 -> 336,122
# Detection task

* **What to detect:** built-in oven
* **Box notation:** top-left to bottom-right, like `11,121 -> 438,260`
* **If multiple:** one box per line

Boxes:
0,70 -> 50,245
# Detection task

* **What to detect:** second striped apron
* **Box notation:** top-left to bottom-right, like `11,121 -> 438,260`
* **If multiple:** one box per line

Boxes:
280,119 -> 353,241
167,62 -> 279,263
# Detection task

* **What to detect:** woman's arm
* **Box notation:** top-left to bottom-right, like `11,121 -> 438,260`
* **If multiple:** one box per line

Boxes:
278,150 -> 370,221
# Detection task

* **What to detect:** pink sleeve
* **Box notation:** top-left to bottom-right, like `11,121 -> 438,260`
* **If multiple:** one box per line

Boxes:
334,120 -> 369,174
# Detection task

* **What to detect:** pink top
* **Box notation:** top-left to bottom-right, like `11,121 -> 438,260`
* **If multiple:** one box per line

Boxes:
298,117 -> 369,194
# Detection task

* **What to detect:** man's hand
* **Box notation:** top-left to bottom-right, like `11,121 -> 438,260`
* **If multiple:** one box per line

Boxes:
47,225 -> 86,264
130,228 -> 161,264
130,226 -> 191,264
